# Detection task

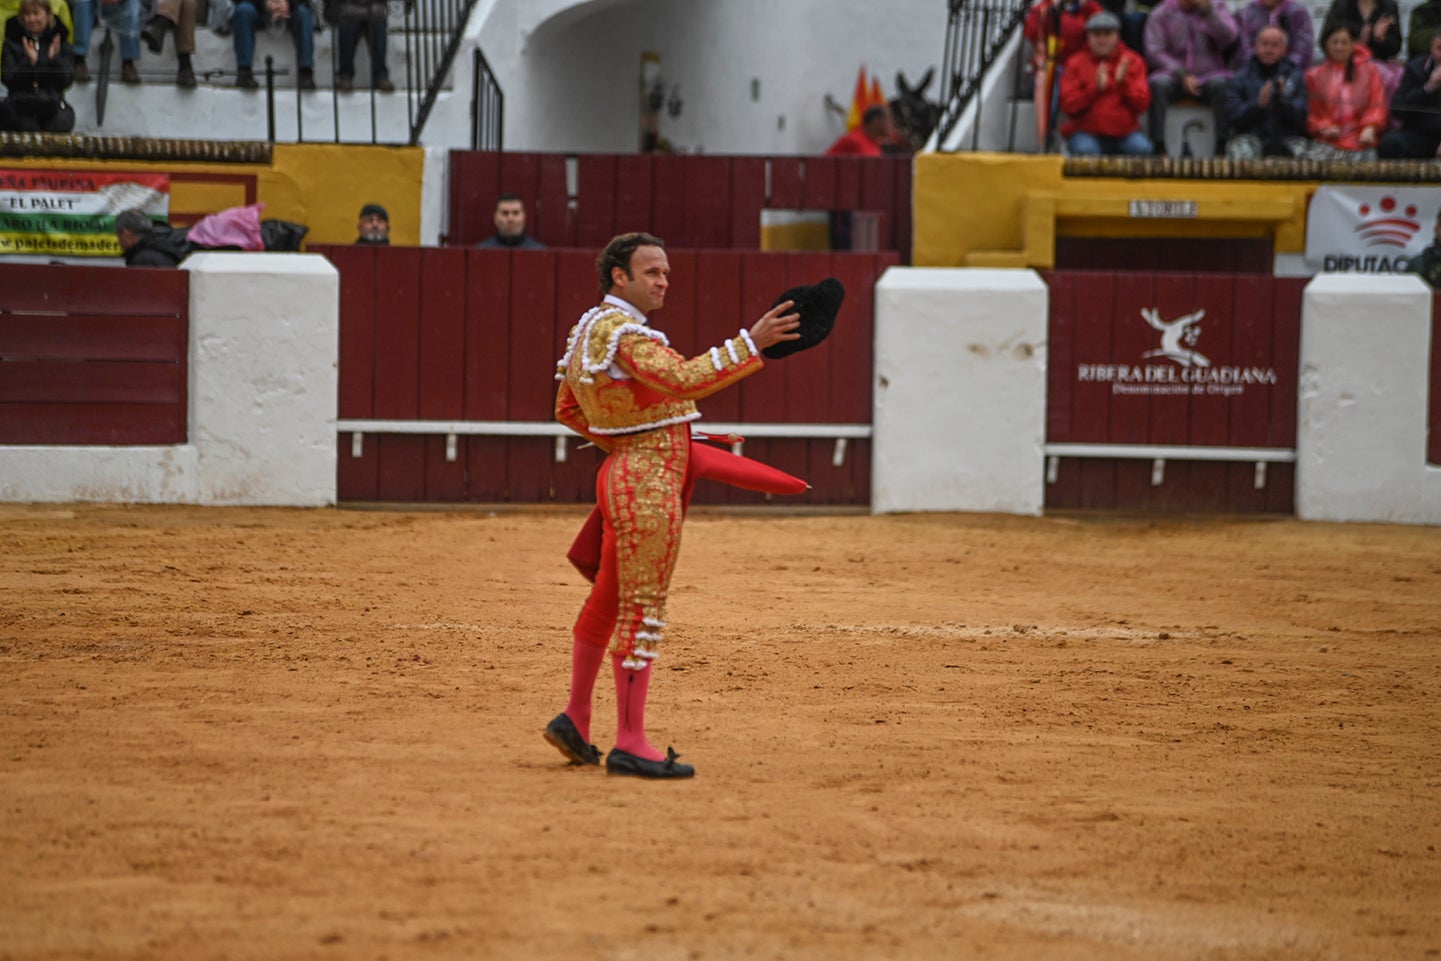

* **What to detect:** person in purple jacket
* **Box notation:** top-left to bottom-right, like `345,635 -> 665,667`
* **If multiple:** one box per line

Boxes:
1143,0 -> 1240,154
1235,0 -> 1315,68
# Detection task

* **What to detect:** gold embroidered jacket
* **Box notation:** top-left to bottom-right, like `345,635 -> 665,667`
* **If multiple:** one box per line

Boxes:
555,303 -> 764,436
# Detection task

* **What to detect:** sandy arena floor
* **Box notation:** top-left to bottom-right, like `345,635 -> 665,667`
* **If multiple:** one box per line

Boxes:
1,503 -> 1438,961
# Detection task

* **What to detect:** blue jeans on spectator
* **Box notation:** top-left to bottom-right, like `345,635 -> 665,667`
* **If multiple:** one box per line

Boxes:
1066,129 -> 1153,156
338,18 -> 388,81
232,1 -> 315,70
71,0 -> 141,60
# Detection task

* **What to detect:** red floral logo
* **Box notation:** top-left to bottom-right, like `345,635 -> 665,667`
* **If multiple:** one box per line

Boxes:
1353,196 -> 1421,248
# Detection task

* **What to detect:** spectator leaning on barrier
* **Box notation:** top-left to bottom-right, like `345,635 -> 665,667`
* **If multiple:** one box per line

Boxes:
1305,21 -> 1388,160
355,202 -> 389,245
1235,0 -> 1314,69
1405,211 -> 1441,287
0,0 -> 76,133
477,193 -> 545,249
1224,23 -> 1309,157
1380,33 -> 1441,157
1059,11 -> 1154,155
1143,0 -> 1239,155
115,209 -> 192,266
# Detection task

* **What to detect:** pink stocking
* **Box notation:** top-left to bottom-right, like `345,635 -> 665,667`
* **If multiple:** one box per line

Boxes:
612,655 -> 663,760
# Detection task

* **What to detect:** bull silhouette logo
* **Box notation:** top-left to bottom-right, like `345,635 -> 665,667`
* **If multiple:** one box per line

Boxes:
1140,307 -> 1211,368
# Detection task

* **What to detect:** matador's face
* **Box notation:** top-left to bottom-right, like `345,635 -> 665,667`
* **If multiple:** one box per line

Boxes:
613,245 -> 670,316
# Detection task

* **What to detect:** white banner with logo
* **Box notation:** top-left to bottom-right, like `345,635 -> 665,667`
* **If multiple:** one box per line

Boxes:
1304,186 -> 1441,274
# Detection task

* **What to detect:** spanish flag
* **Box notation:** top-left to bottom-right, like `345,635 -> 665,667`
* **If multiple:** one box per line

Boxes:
845,66 -> 869,130
869,74 -> 887,111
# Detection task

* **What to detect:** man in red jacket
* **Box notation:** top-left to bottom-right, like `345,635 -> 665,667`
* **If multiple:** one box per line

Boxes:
1059,11 -> 1154,155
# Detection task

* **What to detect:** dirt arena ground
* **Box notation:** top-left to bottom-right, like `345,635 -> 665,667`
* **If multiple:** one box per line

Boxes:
1,503 -> 1438,961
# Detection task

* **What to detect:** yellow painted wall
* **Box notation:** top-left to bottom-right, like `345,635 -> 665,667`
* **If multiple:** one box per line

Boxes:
2,143 -> 425,248
913,152 -> 1320,267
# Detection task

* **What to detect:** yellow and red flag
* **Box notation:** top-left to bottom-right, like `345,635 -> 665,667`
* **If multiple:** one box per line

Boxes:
846,66 -> 869,130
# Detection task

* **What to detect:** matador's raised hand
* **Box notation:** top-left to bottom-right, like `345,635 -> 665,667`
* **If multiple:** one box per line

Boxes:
747,299 -> 801,351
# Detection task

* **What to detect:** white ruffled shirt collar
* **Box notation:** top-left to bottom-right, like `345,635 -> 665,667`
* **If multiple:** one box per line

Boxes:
604,294 -> 648,324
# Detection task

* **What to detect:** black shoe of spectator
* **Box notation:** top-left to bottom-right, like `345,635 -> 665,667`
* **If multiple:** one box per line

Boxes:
336,74 -> 353,92
298,67 -> 316,91
120,61 -> 141,84
141,18 -> 166,54
236,67 -> 258,89
375,76 -> 394,93
73,60 -> 90,82
177,65 -> 196,88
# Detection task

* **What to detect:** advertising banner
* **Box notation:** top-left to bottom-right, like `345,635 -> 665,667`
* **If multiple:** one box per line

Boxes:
1304,185 -> 1440,274
0,169 -> 170,257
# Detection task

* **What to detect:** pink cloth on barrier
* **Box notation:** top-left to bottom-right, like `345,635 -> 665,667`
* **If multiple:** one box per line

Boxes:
188,203 -> 266,251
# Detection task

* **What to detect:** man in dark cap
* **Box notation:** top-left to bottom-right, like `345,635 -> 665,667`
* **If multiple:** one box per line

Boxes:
544,231 -> 801,780
355,203 -> 390,245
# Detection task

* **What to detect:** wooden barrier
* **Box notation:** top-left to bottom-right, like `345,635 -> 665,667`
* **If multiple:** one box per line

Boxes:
316,245 -> 897,505
1043,271 -> 1305,513
445,152 -> 913,264
0,264 -> 189,445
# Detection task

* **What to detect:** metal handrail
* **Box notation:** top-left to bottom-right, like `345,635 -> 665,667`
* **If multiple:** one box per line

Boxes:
405,0 -> 478,144
934,0 -> 1031,151
469,46 -> 503,150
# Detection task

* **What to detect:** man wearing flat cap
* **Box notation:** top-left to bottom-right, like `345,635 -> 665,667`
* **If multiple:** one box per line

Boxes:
355,203 -> 389,245
1059,11 -> 1154,154
543,231 -> 805,781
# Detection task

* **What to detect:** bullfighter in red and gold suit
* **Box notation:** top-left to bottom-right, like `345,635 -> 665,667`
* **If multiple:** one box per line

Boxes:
544,232 -> 802,780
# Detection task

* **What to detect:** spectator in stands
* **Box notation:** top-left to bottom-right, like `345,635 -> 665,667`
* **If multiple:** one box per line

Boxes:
70,0 -> 140,84
1380,33 -> 1441,157
0,0 -> 74,43
1405,0 -> 1441,59
0,0 -> 76,132
824,104 -> 892,156
231,0 -> 315,90
330,0 -> 393,93
1304,22 -> 1388,160
1235,0 -> 1314,68
140,0 -> 198,87
1324,0 -> 1401,60
1405,210 -> 1441,286
1059,11 -> 1154,155
477,193 -> 546,249
1225,24 -> 1309,156
1143,0 -> 1239,155
1027,0 -> 1105,66
355,202 -> 389,244
115,209 -> 192,266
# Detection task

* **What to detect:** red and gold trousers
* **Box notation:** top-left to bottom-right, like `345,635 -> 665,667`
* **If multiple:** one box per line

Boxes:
571,422 -> 694,670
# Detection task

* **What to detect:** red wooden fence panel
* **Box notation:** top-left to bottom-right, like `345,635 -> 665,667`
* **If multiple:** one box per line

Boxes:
1042,270 -> 1301,513
444,152 -> 912,263
0,263 -> 188,446
317,245 -> 890,505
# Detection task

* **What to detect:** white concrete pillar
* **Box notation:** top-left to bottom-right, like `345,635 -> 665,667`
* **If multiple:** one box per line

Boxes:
1298,274 -> 1441,525
185,253 -> 339,506
872,268 -> 1048,515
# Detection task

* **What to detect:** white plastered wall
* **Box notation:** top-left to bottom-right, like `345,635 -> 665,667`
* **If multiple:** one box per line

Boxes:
1297,274 -> 1441,525
0,253 -> 339,507
872,268 -> 1048,515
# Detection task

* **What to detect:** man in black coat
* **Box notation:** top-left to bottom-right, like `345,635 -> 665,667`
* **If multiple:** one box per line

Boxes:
1380,34 -> 1441,158
115,209 -> 194,267
1223,24 -> 1309,158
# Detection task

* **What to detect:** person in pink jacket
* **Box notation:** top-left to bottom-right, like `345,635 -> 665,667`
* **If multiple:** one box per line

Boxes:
1060,11 -> 1154,154
1143,0 -> 1240,154
1304,21 -> 1388,159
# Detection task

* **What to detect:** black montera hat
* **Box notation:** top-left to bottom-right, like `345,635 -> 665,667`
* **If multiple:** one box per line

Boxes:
762,277 -> 845,360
